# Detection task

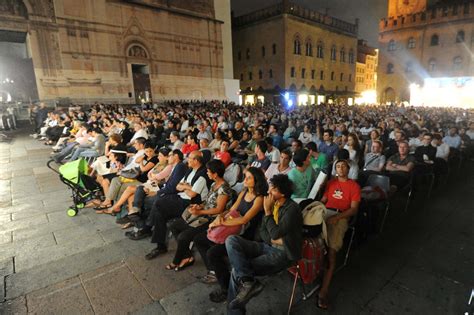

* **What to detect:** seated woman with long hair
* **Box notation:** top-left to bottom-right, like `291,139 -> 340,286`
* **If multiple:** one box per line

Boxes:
99,147 -> 171,216
163,159 -> 232,271
193,167 -> 268,303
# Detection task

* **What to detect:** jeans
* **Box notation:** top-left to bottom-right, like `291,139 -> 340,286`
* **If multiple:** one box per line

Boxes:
168,218 -> 209,265
53,142 -> 78,163
225,235 -> 290,315
69,146 -> 92,161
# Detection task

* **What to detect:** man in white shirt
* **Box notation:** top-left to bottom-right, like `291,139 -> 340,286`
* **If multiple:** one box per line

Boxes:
129,123 -> 149,145
144,150 -> 209,259
265,149 -> 292,184
264,137 -> 280,164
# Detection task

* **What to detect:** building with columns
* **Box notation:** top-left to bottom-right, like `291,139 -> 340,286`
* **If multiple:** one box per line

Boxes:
232,1 -> 358,106
378,0 -> 474,106
0,0 -> 239,104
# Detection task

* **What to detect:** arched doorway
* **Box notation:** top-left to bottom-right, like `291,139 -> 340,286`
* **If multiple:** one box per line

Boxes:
126,43 -> 152,104
0,1 -> 38,103
382,87 -> 396,104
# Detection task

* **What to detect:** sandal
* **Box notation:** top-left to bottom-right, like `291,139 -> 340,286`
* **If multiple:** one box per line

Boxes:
101,207 -> 120,216
85,200 -> 101,208
165,263 -> 178,270
121,222 -> 134,229
94,204 -> 112,211
175,257 -> 195,271
317,294 -> 329,310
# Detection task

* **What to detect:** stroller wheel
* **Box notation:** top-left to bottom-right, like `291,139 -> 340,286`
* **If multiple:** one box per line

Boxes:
67,208 -> 77,217
76,203 -> 85,209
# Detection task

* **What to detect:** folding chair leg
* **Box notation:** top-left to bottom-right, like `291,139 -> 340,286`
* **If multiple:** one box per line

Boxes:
343,227 -> 355,267
404,188 -> 412,213
288,266 -> 300,315
379,202 -> 390,233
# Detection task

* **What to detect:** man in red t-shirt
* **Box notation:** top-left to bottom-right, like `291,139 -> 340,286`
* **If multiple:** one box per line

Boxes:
214,139 -> 232,168
318,159 -> 361,310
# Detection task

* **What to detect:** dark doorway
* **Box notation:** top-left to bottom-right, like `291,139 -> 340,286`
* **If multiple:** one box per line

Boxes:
131,64 -> 151,104
0,30 -> 38,103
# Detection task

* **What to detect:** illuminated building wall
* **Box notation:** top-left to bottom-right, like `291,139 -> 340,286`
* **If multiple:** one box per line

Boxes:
355,39 -> 378,104
232,1 -> 358,106
378,0 -> 474,104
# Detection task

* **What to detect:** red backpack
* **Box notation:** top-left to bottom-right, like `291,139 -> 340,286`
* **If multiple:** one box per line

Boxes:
288,237 -> 326,284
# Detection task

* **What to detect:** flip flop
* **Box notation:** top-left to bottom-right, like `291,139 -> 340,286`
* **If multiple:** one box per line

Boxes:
317,295 -> 329,310
121,222 -> 134,229
165,263 -> 178,270
94,204 -> 112,211
175,257 -> 195,271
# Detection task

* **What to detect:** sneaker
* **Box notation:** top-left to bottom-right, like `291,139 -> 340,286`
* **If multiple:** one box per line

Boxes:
228,279 -> 264,309
209,288 -> 227,303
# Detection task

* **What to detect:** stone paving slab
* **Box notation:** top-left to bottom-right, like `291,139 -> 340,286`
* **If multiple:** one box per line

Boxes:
0,233 -> 56,259
125,254 -> 202,301
26,277 -> 94,315
365,282 -> 448,314
80,262 -> 154,314
14,234 -> 106,272
0,214 -> 48,233
5,238 -> 154,300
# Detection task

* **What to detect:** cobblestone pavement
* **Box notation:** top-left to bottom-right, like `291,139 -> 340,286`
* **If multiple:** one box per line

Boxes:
0,130 -> 473,314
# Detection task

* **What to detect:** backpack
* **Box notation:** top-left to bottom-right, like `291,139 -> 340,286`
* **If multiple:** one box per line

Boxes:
301,201 -> 327,243
288,237 -> 326,285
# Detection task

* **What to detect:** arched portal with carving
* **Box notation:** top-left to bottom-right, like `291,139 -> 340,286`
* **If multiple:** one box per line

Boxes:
0,0 -> 28,18
127,44 -> 149,59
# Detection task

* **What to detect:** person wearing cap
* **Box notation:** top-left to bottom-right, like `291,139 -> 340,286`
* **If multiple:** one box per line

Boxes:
318,159 -> 361,310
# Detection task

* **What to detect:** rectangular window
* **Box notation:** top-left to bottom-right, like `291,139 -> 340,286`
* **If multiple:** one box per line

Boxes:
248,72 -> 252,80
290,67 -> 295,78
320,70 -> 324,80
311,70 -> 315,79
269,69 -> 273,78
301,68 -> 306,78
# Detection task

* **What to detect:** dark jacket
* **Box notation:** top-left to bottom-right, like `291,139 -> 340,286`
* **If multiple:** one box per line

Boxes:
260,198 -> 303,261
158,162 -> 188,196
414,145 -> 437,163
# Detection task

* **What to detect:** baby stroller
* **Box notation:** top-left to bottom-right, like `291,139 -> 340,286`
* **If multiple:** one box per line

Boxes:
47,158 -> 101,217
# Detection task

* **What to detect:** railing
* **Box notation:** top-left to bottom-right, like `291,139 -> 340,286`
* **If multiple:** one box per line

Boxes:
233,2 -> 358,36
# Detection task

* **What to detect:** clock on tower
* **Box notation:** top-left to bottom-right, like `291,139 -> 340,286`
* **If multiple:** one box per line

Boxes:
387,0 -> 427,17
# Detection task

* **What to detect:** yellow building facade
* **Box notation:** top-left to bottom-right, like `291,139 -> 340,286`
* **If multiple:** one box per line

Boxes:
355,40 -> 378,104
378,0 -> 474,103
232,2 -> 358,106
0,0 -> 238,104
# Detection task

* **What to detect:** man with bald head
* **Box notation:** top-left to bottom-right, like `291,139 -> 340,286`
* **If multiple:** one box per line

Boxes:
143,150 -> 210,260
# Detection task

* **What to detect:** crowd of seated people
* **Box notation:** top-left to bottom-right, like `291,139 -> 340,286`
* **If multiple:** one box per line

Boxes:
32,100 -> 473,312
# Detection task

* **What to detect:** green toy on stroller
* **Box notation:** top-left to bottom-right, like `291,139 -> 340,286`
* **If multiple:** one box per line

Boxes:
47,158 -> 101,217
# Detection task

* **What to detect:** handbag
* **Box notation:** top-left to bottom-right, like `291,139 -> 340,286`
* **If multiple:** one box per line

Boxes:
119,167 -> 140,179
207,209 -> 243,244
181,206 -> 210,228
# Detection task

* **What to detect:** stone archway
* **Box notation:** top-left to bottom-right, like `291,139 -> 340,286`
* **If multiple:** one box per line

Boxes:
382,87 -> 396,103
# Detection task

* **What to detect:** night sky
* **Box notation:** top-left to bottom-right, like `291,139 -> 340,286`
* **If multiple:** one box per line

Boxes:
231,0 -> 387,47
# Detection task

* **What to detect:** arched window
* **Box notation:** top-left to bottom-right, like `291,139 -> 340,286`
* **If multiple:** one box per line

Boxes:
330,45 -> 337,61
294,37 -> 301,55
388,39 -> 396,51
456,30 -> 465,43
408,37 -> 416,49
428,58 -> 436,72
290,67 -> 295,77
453,56 -> 463,70
317,41 -> 324,58
340,47 -> 346,62
430,34 -> 439,46
261,46 -> 266,57
305,40 -> 313,56
348,49 -> 354,64
387,63 -> 394,74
